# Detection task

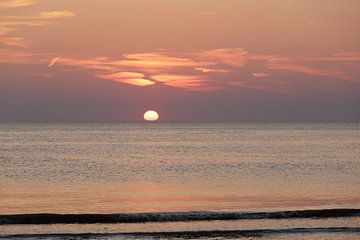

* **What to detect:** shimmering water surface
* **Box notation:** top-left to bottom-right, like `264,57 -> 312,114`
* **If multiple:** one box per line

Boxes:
0,123 -> 359,239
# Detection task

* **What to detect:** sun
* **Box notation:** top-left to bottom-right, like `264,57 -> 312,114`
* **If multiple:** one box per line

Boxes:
143,110 -> 159,122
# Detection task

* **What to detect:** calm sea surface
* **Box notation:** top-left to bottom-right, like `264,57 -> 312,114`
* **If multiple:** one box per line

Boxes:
0,123 -> 359,239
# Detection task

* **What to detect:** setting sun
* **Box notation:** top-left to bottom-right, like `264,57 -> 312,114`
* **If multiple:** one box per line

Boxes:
143,110 -> 159,122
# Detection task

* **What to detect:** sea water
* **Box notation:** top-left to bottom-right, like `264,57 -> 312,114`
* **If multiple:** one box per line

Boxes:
0,123 -> 359,239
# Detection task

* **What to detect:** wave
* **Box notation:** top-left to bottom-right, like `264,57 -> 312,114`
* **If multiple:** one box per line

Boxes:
1,227 -> 360,239
1,208 -> 359,225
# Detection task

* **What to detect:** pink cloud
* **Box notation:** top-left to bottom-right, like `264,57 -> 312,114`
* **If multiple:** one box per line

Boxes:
252,72 -> 270,78
97,72 -> 155,86
48,57 -> 60,67
0,37 -> 27,47
40,11 -> 75,18
151,74 -> 209,91
0,0 -> 35,9
195,67 -> 230,73
1,46 -> 360,93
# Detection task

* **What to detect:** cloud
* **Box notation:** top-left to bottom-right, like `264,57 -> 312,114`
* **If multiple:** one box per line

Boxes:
332,52 -> 360,61
195,67 -> 230,73
252,72 -> 271,78
96,72 -> 155,86
249,51 -> 360,83
0,37 -> 26,47
0,0 -> 35,9
267,62 -> 342,77
0,3 -> 75,58
52,56 -> 116,71
38,50 -> 360,91
118,53 -> 208,71
40,11 -> 75,18
104,72 -> 145,79
257,54 -> 359,82
46,52 -> 219,90
48,57 -> 60,67
0,48 -> 36,64
0,10 -> 75,25
2,45 -> 360,93
117,78 -> 155,86
0,5 -> 75,83
151,74 -> 209,91
299,53 -> 360,62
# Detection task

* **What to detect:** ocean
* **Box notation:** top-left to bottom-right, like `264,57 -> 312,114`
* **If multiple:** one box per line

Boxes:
0,123 -> 359,239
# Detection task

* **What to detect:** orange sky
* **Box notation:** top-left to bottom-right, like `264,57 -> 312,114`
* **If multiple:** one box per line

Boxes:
1,0 -> 360,121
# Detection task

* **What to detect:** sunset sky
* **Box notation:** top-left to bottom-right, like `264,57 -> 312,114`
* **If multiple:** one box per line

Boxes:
1,0 -> 359,121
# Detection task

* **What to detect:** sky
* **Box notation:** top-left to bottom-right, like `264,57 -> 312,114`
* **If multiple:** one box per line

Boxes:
0,0 -> 359,122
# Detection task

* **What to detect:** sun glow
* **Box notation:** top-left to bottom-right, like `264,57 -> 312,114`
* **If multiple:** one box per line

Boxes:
143,110 -> 159,122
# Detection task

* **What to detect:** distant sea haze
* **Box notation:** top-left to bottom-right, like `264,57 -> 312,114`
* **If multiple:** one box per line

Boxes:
0,123 -> 359,239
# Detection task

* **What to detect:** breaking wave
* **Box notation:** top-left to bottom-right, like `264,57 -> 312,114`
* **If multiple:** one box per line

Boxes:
1,227 -> 360,239
1,208 -> 359,225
